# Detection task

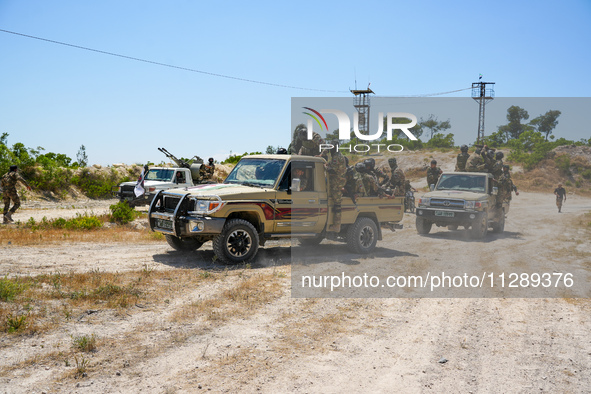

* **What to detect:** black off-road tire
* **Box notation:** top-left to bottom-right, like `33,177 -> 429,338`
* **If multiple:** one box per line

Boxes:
346,217 -> 378,254
416,217 -> 432,235
165,235 -> 204,251
213,219 -> 259,265
469,213 -> 488,239
447,224 -> 458,231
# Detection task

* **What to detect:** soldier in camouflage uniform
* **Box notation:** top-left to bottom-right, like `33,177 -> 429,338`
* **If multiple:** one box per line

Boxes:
385,157 -> 405,196
455,145 -> 470,172
497,164 -> 519,206
364,158 -> 390,186
466,147 -> 488,172
343,166 -> 367,203
426,160 -> 442,188
2,165 -> 32,223
299,131 -> 325,156
199,158 -> 215,182
325,144 -> 347,232
490,151 -> 504,179
356,162 -> 386,198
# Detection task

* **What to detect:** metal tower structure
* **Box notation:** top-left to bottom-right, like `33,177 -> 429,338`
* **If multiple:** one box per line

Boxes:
471,81 -> 495,143
350,87 -> 375,136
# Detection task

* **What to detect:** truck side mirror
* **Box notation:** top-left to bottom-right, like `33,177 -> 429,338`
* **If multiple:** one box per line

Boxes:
291,178 -> 301,193
429,184 -> 435,191
492,186 -> 498,195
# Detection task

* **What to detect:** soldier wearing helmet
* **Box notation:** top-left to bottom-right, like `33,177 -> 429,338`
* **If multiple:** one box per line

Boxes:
199,157 -> 216,182
364,158 -> 390,187
490,151 -> 505,179
455,145 -> 470,172
426,159 -> 442,188
466,146 -> 488,172
497,164 -> 519,206
386,157 -> 405,196
356,162 -> 384,197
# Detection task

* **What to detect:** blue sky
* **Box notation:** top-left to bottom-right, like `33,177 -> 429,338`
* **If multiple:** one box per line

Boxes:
1,0 -> 590,165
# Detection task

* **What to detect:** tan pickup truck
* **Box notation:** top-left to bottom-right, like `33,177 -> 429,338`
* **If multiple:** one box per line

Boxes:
148,154 -> 404,264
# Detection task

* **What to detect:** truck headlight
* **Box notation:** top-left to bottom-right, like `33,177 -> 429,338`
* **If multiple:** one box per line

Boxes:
189,195 -> 225,215
418,197 -> 430,207
464,201 -> 482,209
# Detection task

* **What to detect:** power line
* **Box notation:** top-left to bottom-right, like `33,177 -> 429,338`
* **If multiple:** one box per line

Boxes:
0,28 -> 348,93
1,28 -> 472,97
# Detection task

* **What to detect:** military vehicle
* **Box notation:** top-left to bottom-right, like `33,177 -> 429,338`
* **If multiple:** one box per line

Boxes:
113,148 -> 205,206
415,172 -> 508,239
147,154 -> 404,264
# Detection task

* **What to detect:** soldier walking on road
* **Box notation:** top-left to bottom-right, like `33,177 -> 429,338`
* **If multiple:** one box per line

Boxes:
426,160 -> 442,189
497,164 -> 519,206
2,165 -> 32,223
554,183 -> 567,213
455,145 -> 470,172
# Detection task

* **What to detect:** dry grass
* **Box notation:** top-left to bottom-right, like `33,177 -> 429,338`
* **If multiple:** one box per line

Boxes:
0,226 -> 164,246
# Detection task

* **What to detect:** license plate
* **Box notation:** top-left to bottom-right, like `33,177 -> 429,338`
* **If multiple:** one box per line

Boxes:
435,210 -> 454,217
155,218 -> 173,230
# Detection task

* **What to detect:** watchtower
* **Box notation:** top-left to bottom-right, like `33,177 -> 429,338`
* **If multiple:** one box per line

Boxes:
350,87 -> 375,137
471,80 -> 495,143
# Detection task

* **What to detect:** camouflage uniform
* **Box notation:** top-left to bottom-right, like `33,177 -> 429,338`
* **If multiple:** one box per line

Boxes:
2,170 -> 30,221
299,132 -> 325,156
498,170 -> 517,204
326,150 -> 347,231
344,167 -> 367,201
466,150 -> 487,172
426,166 -> 442,187
490,160 -> 504,179
370,167 -> 390,187
455,152 -> 470,172
199,164 -> 215,181
388,168 -> 406,196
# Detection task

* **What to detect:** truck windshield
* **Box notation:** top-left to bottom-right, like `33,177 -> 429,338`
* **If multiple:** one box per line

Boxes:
146,169 -> 175,182
437,174 -> 486,193
224,158 -> 286,187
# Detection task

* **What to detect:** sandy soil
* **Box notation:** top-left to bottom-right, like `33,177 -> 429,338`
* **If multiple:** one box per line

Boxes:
0,190 -> 590,393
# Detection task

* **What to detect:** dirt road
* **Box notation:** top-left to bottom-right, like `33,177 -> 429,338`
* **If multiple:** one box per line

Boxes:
1,192 -> 590,393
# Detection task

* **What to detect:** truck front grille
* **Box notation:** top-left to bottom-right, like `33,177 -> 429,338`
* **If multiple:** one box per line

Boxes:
430,198 -> 465,208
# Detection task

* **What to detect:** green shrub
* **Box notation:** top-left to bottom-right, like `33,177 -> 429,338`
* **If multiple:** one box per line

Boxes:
0,276 -> 28,302
5,314 -> 27,333
109,201 -> 139,224
555,155 -> 571,175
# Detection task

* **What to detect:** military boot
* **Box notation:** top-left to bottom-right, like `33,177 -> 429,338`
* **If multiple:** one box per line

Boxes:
3,215 -> 9,224
5,212 -> 14,222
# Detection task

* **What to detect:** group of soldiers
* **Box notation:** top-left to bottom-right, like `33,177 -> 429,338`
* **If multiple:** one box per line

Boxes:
290,129 -> 409,233
452,144 -> 519,205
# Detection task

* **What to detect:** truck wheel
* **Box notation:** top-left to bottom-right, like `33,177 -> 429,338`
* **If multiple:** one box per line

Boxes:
416,217 -> 432,235
469,214 -> 488,239
491,211 -> 505,233
213,219 -> 259,264
346,217 -> 378,254
165,235 -> 203,251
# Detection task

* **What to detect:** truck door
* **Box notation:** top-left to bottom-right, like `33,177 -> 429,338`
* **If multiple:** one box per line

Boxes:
290,161 -> 324,234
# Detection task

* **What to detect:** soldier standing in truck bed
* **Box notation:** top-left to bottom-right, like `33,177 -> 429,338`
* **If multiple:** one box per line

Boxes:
2,165 -> 32,223
343,166 -> 367,203
199,158 -> 215,182
455,145 -> 470,172
466,146 -> 488,172
386,157 -> 406,196
426,160 -> 442,188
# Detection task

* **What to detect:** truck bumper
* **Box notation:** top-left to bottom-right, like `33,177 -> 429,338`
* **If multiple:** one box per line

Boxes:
415,208 -> 484,225
150,211 -> 226,236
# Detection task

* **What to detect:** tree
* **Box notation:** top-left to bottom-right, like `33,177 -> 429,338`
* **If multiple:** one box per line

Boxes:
77,145 -> 88,167
420,115 -> 451,140
498,106 -> 531,140
530,110 -> 561,141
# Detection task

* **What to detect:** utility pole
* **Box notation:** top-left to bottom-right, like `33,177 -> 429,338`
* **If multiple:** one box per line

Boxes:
471,80 -> 495,143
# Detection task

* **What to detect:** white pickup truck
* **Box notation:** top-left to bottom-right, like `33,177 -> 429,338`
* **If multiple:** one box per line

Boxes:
114,166 -> 201,207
